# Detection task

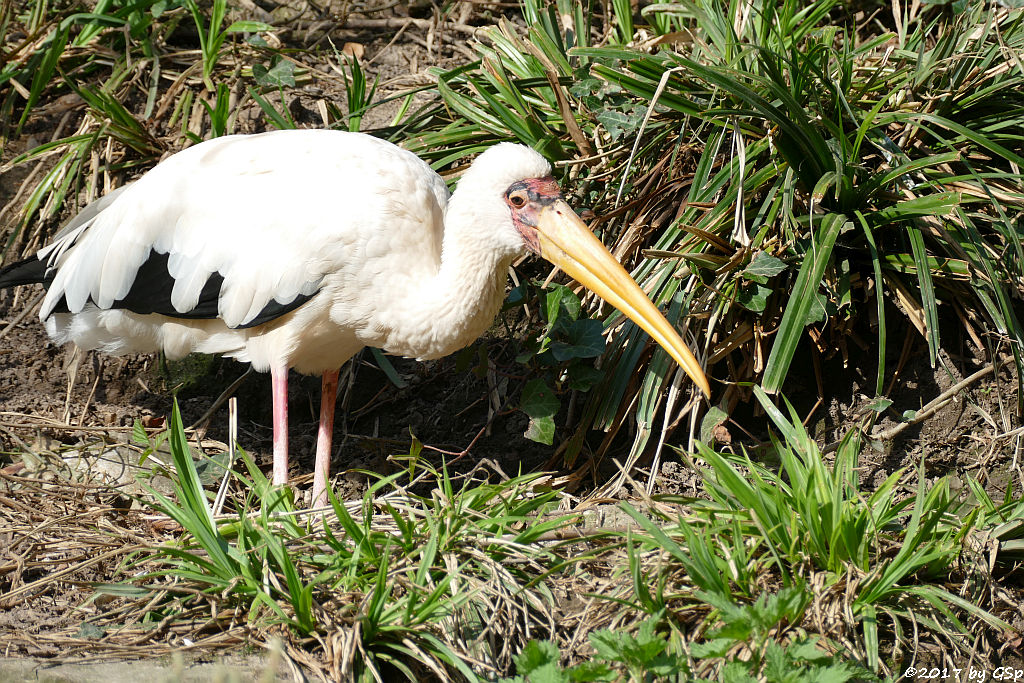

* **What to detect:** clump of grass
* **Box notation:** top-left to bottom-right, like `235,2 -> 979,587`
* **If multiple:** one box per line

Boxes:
606,387 -> 1009,676
110,388 -> 1013,679
119,401 -> 575,681
412,0 -> 1024,461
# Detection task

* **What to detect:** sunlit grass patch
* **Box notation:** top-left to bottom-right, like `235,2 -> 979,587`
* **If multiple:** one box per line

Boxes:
91,393 -> 1014,680
3,0 -> 1023,679
115,402 -> 574,680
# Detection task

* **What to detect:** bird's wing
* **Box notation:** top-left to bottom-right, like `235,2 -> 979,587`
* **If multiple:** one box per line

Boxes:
40,130 -> 449,328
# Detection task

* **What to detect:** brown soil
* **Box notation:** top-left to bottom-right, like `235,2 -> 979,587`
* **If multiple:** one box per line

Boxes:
1,1 -> 1022,678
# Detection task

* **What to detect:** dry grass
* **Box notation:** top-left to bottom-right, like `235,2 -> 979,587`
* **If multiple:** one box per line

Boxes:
0,420 -> 631,679
3,1 -> 1024,680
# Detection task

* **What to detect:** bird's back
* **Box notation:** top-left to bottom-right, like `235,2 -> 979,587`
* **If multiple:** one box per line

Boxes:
41,130 -> 449,329
0,130 -> 452,373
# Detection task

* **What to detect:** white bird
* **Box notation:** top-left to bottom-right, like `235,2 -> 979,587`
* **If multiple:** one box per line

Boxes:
0,129 -> 709,506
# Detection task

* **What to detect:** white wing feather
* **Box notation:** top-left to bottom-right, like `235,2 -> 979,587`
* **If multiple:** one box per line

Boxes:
40,131 -> 449,329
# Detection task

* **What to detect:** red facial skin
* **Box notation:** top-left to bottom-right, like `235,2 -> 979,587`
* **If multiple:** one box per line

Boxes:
505,176 -> 562,255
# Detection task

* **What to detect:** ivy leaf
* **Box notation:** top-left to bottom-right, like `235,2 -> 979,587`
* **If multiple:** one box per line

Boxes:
568,366 -> 603,391
253,58 -> 295,87
595,106 -> 643,140
737,283 -> 772,313
550,319 -> 605,360
504,283 -> 528,309
742,251 -> 787,283
802,291 -> 835,325
525,416 -> 555,445
545,284 -> 581,327
568,76 -> 603,98
521,379 -> 559,445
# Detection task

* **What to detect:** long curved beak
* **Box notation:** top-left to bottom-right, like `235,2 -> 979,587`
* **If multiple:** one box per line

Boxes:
535,200 -> 711,397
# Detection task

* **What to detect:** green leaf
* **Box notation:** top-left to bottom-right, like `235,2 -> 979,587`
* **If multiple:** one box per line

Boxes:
514,640 -> 561,675
523,412 -> 555,444
567,660 -> 616,682
743,251 -> 788,282
369,348 -> 407,388
907,225 -> 940,367
545,284 -> 581,325
567,366 -> 604,391
871,191 -> 961,224
762,214 -> 847,393
700,405 -> 729,444
690,637 -> 734,658
253,58 -> 296,87
76,623 -> 106,639
737,282 -> 772,313
550,319 -> 605,360
225,20 -> 274,33
857,211 -> 887,396
521,379 -> 559,445
721,662 -> 758,683
132,419 -> 149,445
588,629 -> 626,660
803,291 -> 833,326
248,86 -> 296,129
865,398 -> 892,413
595,106 -> 643,140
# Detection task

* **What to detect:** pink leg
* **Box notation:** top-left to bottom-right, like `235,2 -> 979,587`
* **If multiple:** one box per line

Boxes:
271,365 -> 289,486
312,368 -> 340,507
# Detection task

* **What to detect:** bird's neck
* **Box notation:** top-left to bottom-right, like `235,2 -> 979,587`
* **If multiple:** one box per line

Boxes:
382,199 -> 517,360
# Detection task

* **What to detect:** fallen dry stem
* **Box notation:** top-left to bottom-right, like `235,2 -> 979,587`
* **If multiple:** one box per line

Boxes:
871,364 -> 996,441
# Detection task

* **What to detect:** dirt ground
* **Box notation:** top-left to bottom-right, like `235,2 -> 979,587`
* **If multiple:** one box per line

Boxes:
1,0 -> 1022,676
0,7 -> 571,669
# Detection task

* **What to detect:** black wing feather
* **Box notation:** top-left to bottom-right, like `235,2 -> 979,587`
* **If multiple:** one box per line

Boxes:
0,256 -> 48,288
113,250 -> 319,328
0,249 -> 318,328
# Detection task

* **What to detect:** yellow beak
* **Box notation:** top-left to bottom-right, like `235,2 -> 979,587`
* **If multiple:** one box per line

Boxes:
535,200 -> 710,397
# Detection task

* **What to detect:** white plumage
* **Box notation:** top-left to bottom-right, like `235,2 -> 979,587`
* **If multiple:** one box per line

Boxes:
2,129 -> 708,506
39,130 -> 543,370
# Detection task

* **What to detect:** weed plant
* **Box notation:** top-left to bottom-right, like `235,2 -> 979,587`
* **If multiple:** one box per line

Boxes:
3,0 -> 1022,678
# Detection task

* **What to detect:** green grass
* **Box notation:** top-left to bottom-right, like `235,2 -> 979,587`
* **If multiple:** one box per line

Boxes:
408,0 -> 1024,454
119,403 -> 575,680
106,390 -> 1016,679
4,0 -> 1023,679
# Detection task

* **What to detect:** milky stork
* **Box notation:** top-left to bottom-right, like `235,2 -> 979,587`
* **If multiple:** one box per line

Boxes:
0,130 -> 709,506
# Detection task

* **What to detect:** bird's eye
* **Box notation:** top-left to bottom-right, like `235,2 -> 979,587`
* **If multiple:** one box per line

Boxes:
508,192 -> 527,208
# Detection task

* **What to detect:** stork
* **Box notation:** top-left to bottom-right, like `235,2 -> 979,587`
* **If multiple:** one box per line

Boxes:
0,130 -> 709,506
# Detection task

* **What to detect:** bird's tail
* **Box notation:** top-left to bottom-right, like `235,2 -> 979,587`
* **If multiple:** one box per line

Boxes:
0,256 -> 47,289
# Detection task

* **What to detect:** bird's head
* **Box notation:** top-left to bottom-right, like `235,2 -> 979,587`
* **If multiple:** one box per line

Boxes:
457,143 -> 710,396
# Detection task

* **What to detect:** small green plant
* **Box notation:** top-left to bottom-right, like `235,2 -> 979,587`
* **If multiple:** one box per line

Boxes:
185,0 -> 272,90
130,402 -> 317,633
510,282 -> 606,445
339,54 -> 379,132
677,388 -> 1008,671
500,616 -> 688,683
109,402 -> 577,680
503,606 -> 871,682
587,615 -> 689,681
